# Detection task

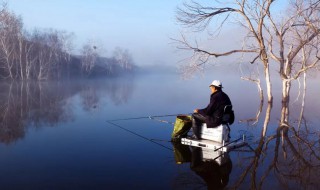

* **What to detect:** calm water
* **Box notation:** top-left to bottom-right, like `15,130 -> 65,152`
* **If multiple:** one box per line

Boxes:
0,71 -> 319,190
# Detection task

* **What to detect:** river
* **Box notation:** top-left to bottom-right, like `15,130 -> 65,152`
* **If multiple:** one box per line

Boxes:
0,71 -> 319,189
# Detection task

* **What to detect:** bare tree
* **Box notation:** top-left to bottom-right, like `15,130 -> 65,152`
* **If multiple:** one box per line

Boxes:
112,47 -> 134,71
27,29 -> 73,80
0,3 -> 74,81
273,1 -> 320,126
0,5 -> 23,80
23,34 -> 36,80
29,30 -> 53,80
80,41 -> 98,76
176,0 -> 320,103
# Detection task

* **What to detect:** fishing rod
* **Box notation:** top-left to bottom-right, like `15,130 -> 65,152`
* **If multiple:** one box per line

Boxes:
106,121 -> 173,151
106,113 -> 191,122
214,136 -> 244,152
149,116 -> 174,125
213,134 -> 256,154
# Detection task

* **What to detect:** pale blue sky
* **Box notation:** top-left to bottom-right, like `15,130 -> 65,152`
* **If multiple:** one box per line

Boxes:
8,0 -> 185,65
7,0 -> 288,66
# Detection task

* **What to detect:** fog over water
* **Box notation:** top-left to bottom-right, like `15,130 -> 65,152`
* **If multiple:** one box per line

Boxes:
0,69 -> 319,189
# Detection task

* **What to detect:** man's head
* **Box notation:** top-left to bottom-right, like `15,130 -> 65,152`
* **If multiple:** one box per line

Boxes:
209,80 -> 222,93
209,80 -> 222,88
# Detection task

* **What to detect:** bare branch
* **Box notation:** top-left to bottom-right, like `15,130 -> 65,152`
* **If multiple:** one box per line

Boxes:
291,55 -> 320,80
176,1 -> 238,31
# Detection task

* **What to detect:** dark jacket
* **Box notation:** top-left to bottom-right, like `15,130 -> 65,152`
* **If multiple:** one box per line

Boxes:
198,90 -> 232,128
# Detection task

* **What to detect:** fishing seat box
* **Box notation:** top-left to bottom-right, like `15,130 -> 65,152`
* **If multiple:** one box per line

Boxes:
200,124 -> 229,143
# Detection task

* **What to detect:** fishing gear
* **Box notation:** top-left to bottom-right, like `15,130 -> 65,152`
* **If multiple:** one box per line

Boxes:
214,136 -> 244,152
214,136 -> 247,151
106,113 -> 190,122
149,116 -> 175,125
106,121 -> 173,151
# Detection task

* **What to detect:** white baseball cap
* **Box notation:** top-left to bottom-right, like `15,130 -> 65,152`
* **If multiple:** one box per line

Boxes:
209,80 -> 222,88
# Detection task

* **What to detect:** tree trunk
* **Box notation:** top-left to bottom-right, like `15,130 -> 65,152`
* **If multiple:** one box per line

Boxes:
19,36 -> 24,80
282,80 -> 290,103
264,61 -> 273,103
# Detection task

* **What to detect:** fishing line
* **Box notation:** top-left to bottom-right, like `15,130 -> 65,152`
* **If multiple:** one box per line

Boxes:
106,121 -> 173,151
150,138 -> 172,142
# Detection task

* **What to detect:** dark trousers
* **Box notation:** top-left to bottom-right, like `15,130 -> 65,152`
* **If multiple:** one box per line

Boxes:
192,113 -> 206,139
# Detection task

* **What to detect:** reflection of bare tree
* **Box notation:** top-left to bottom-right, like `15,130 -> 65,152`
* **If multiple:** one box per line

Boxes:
233,103 -> 272,189
260,124 -> 320,189
239,75 -> 264,126
239,100 -> 263,127
275,91 -> 320,188
27,82 -> 73,127
80,86 -> 99,112
0,83 -> 25,144
0,81 -> 74,144
77,76 -> 135,113
233,89 -> 320,189
106,77 -> 135,105
0,77 -> 136,144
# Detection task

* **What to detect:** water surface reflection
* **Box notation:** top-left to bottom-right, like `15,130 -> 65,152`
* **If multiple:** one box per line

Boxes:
172,142 -> 232,190
0,73 -> 319,189
0,77 -> 134,144
231,96 -> 320,189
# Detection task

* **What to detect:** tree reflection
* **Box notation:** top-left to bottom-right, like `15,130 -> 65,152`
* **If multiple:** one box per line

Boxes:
0,83 -> 25,144
232,102 -> 272,189
80,85 -> 99,112
106,78 -> 134,105
0,82 -> 73,144
239,98 -> 264,127
0,77 -> 135,144
232,88 -> 320,189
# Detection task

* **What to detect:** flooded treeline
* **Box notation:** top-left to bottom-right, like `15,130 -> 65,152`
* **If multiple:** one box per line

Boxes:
0,78 -> 134,144
0,4 -> 135,81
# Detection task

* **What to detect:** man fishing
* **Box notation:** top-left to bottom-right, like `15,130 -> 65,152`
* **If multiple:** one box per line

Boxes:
192,80 -> 233,140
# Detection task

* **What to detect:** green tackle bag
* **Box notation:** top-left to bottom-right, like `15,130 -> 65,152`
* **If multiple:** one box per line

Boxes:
171,115 -> 192,142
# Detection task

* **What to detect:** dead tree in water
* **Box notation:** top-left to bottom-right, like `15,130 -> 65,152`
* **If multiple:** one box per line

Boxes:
175,0 -> 320,104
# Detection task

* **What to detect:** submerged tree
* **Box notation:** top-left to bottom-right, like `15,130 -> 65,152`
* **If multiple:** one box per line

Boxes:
176,2 -> 320,187
175,0 -> 320,104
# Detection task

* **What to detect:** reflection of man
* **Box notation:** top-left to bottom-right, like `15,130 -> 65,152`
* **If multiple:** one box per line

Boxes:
171,143 -> 233,189
192,80 -> 232,139
190,147 -> 232,190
